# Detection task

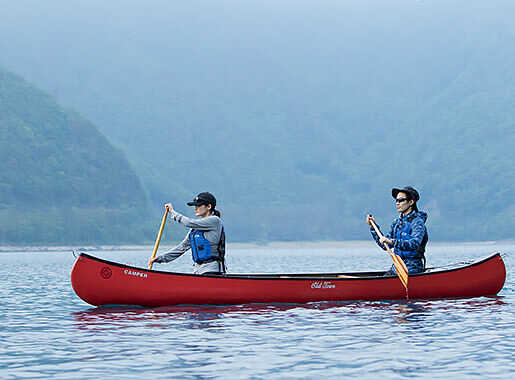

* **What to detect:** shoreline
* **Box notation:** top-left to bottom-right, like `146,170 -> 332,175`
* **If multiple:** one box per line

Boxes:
0,239 -> 511,253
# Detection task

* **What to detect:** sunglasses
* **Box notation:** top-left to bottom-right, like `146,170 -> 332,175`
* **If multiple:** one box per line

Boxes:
395,198 -> 408,204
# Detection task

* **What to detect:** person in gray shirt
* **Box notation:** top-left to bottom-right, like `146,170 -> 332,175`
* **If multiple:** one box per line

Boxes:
149,192 -> 226,274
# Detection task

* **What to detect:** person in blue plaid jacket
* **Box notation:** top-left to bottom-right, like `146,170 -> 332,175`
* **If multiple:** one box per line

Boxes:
366,186 -> 428,274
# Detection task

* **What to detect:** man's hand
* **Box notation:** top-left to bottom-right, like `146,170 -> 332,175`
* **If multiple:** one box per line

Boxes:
165,203 -> 174,213
379,236 -> 393,247
366,214 -> 376,227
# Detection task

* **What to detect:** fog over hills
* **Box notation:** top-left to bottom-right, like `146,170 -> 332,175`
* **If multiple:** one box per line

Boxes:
0,0 -> 514,243
0,68 -> 151,243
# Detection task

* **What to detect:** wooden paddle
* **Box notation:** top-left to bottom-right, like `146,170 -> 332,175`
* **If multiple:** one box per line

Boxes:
369,218 -> 409,291
148,209 -> 169,270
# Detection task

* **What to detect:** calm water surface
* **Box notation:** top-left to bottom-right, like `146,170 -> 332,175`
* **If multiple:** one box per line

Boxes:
1,242 -> 514,379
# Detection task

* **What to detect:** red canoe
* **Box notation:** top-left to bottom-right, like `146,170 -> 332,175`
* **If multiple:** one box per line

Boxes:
71,252 -> 506,307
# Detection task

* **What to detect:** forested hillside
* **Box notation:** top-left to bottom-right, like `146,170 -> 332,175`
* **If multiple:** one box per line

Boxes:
0,68 -> 152,243
0,0 -> 514,243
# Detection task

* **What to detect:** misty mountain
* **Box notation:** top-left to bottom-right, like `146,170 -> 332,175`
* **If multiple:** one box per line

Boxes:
0,68 -> 152,243
0,0 -> 514,243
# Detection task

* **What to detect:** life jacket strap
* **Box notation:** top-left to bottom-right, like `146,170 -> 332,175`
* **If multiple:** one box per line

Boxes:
196,257 -> 222,265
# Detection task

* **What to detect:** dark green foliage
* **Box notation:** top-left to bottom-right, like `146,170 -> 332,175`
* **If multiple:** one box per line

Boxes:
0,68 -> 156,244
0,207 -> 148,244
0,69 -> 146,209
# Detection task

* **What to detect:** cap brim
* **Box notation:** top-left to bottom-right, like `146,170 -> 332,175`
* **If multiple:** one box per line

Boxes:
187,201 -> 200,206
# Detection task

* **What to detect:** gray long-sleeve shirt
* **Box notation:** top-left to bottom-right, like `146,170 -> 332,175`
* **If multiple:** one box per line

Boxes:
154,210 -> 224,274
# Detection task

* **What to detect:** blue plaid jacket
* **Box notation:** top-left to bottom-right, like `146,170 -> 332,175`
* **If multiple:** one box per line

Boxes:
371,211 -> 428,273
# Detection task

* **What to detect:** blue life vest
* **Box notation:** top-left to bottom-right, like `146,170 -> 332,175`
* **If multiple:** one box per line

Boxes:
189,228 -> 226,268
189,230 -> 214,264
392,213 -> 427,272
393,219 -> 414,258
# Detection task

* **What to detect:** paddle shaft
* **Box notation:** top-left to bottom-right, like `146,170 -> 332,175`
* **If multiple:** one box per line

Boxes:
369,218 -> 409,290
148,209 -> 169,269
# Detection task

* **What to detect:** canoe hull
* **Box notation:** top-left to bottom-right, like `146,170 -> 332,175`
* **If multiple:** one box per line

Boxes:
71,253 -> 506,307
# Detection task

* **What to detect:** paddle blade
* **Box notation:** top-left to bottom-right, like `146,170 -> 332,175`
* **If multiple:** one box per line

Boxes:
391,253 -> 409,289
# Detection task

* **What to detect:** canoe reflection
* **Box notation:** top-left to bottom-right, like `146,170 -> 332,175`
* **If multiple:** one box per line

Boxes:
72,302 -> 350,326
72,296 -> 506,330
72,301 -> 379,331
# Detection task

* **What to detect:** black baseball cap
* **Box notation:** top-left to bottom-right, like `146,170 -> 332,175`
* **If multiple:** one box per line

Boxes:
187,192 -> 217,207
392,186 -> 420,202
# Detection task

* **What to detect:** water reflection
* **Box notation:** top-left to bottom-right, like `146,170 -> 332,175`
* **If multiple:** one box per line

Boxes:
72,296 -> 507,331
389,296 -> 507,324
392,302 -> 429,324
72,302 -> 351,330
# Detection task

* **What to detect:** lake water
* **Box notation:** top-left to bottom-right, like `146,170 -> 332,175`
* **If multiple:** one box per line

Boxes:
1,242 -> 514,379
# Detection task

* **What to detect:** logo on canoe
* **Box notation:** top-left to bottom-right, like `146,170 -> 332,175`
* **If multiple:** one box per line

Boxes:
311,281 -> 335,289
124,269 -> 148,279
100,267 -> 112,279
